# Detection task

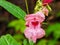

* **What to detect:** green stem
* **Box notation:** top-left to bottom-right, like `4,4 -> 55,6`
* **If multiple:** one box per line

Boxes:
29,40 -> 34,45
25,0 -> 29,14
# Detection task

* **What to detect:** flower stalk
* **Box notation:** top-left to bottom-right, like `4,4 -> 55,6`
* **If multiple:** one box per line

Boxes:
25,0 -> 29,14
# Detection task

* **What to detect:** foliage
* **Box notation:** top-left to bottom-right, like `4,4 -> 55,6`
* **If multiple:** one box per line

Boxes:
37,39 -> 47,45
46,23 -> 60,39
8,19 -> 26,33
0,34 -> 20,45
47,40 -> 56,45
0,34 -> 35,45
13,34 -> 25,41
37,39 -> 56,45
29,41 -> 34,45
23,39 -> 28,45
13,34 -> 25,45
0,1 -> 26,20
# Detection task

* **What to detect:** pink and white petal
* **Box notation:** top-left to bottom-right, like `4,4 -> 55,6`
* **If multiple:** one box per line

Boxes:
36,28 -> 45,38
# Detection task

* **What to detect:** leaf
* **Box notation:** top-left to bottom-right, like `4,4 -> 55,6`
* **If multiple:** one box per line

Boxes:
23,39 -> 28,45
37,39 -> 57,45
8,19 -> 26,33
46,25 -> 54,37
13,34 -> 25,41
0,34 -> 20,45
8,20 -> 19,27
29,41 -> 34,45
0,1 -> 26,20
48,40 -> 56,45
13,34 -> 25,45
46,23 -> 60,39
54,29 -> 60,39
37,39 -> 47,45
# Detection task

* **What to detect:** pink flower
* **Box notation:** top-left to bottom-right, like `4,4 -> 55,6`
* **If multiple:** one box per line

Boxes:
24,27 -> 45,43
42,0 -> 53,6
25,12 -> 45,28
24,12 -> 45,43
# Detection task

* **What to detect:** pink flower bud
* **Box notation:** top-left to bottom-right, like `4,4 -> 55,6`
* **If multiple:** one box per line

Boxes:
42,7 -> 49,16
43,0 -> 53,6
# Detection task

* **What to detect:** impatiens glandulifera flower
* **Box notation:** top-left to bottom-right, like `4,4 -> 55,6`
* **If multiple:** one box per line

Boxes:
42,0 -> 53,6
24,12 -> 45,43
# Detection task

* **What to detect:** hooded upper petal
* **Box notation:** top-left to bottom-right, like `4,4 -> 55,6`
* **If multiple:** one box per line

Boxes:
25,12 -> 45,28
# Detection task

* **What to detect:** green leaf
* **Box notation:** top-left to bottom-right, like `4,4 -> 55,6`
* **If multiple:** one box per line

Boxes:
37,39 -> 57,45
13,34 -> 25,45
23,39 -> 28,45
8,20 -> 19,27
8,19 -> 26,33
13,34 -> 25,41
0,1 -> 26,20
37,39 -> 47,45
48,40 -> 56,45
54,29 -> 60,39
46,23 -> 60,39
0,34 -> 20,45
29,41 -> 34,45
46,25 -> 54,37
